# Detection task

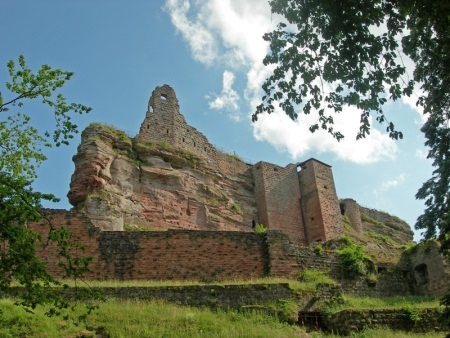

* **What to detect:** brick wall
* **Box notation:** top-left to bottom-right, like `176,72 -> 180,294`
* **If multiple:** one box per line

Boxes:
252,162 -> 307,245
29,210 -> 447,299
31,210 -> 269,281
298,159 -> 342,242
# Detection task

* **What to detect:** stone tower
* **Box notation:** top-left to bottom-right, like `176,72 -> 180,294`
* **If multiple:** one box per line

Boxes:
297,159 -> 343,243
340,198 -> 363,233
252,162 -> 307,245
137,84 -> 214,159
252,158 -> 342,245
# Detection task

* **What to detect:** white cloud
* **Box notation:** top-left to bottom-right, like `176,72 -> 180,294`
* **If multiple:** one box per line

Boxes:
381,174 -> 406,190
164,0 -> 218,65
164,0 -> 401,164
253,105 -> 398,164
206,70 -> 240,120
373,173 -> 406,196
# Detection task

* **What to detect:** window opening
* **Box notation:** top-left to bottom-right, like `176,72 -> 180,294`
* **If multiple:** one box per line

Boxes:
160,94 -> 167,100
339,203 -> 346,215
414,264 -> 429,285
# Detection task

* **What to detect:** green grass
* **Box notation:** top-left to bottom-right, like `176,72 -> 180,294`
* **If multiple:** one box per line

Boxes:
0,297 -> 443,338
365,231 -> 399,246
0,298 -> 302,338
310,328 -> 445,337
325,295 -> 440,314
298,270 -> 337,290
89,122 -> 132,145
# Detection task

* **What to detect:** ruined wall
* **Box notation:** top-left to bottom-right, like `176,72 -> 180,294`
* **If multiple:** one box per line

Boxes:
267,232 -> 413,297
322,308 -> 446,335
136,84 -> 250,176
340,198 -> 363,233
30,210 -> 446,298
252,162 -> 307,245
298,159 -> 343,242
31,210 -> 269,281
407,241 -> 450,296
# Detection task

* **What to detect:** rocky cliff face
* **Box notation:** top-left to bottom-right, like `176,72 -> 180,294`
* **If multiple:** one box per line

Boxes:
68,123 -> 257,231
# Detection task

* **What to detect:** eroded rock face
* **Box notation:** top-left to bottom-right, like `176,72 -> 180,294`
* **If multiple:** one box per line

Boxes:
68,123 -> 257,231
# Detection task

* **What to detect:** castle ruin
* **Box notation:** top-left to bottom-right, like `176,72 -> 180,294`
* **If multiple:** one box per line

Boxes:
136,84 -> 344,245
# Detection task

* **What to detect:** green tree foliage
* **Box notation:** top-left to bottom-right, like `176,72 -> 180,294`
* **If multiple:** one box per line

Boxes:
0,55 -> 94,316
255,0 -> 449,251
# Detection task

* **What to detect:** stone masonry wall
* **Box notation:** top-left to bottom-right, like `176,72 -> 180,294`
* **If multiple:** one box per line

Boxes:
83,284 -> 294,309
322,308 -> 446,335
252,162 -> 307,245
340,198 -> 363,233
29,210 -> 443,299
136,84 -> 250,177
266,231 -> 412,297
298,159 -> 343,242
408,241 -> 450,296
31,210 -> 269,281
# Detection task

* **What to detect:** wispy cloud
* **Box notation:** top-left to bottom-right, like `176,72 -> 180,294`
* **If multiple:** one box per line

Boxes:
164,0 -> 402,164
206,70 -> 241,121
373,174 -> 406,196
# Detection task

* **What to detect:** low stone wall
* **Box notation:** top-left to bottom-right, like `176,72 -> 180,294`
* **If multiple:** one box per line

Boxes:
322,308 -> 446,335
89,283 -> 294,309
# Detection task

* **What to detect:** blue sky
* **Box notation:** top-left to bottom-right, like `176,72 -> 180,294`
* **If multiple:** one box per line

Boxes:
1,1 -> 433,241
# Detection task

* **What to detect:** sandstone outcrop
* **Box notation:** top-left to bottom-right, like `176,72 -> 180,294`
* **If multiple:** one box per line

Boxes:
68,123 -> 257,232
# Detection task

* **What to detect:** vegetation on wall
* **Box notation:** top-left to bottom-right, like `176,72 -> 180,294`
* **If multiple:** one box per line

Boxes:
228,202 -> 243,215
254,223 -> 268,234
336,236 -> 375,278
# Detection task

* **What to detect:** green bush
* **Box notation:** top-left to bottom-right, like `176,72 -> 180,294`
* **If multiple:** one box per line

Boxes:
254,223 -> 267,234
336,237 -> 375,277
402,304 -> 421,323
440,291 -> 450,330
160,140 -> 170,150
313,244 -> 323,256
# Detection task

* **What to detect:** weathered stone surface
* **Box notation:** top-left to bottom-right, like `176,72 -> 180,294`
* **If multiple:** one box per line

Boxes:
361,206 -> 414,245
68,123 -> 257,232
